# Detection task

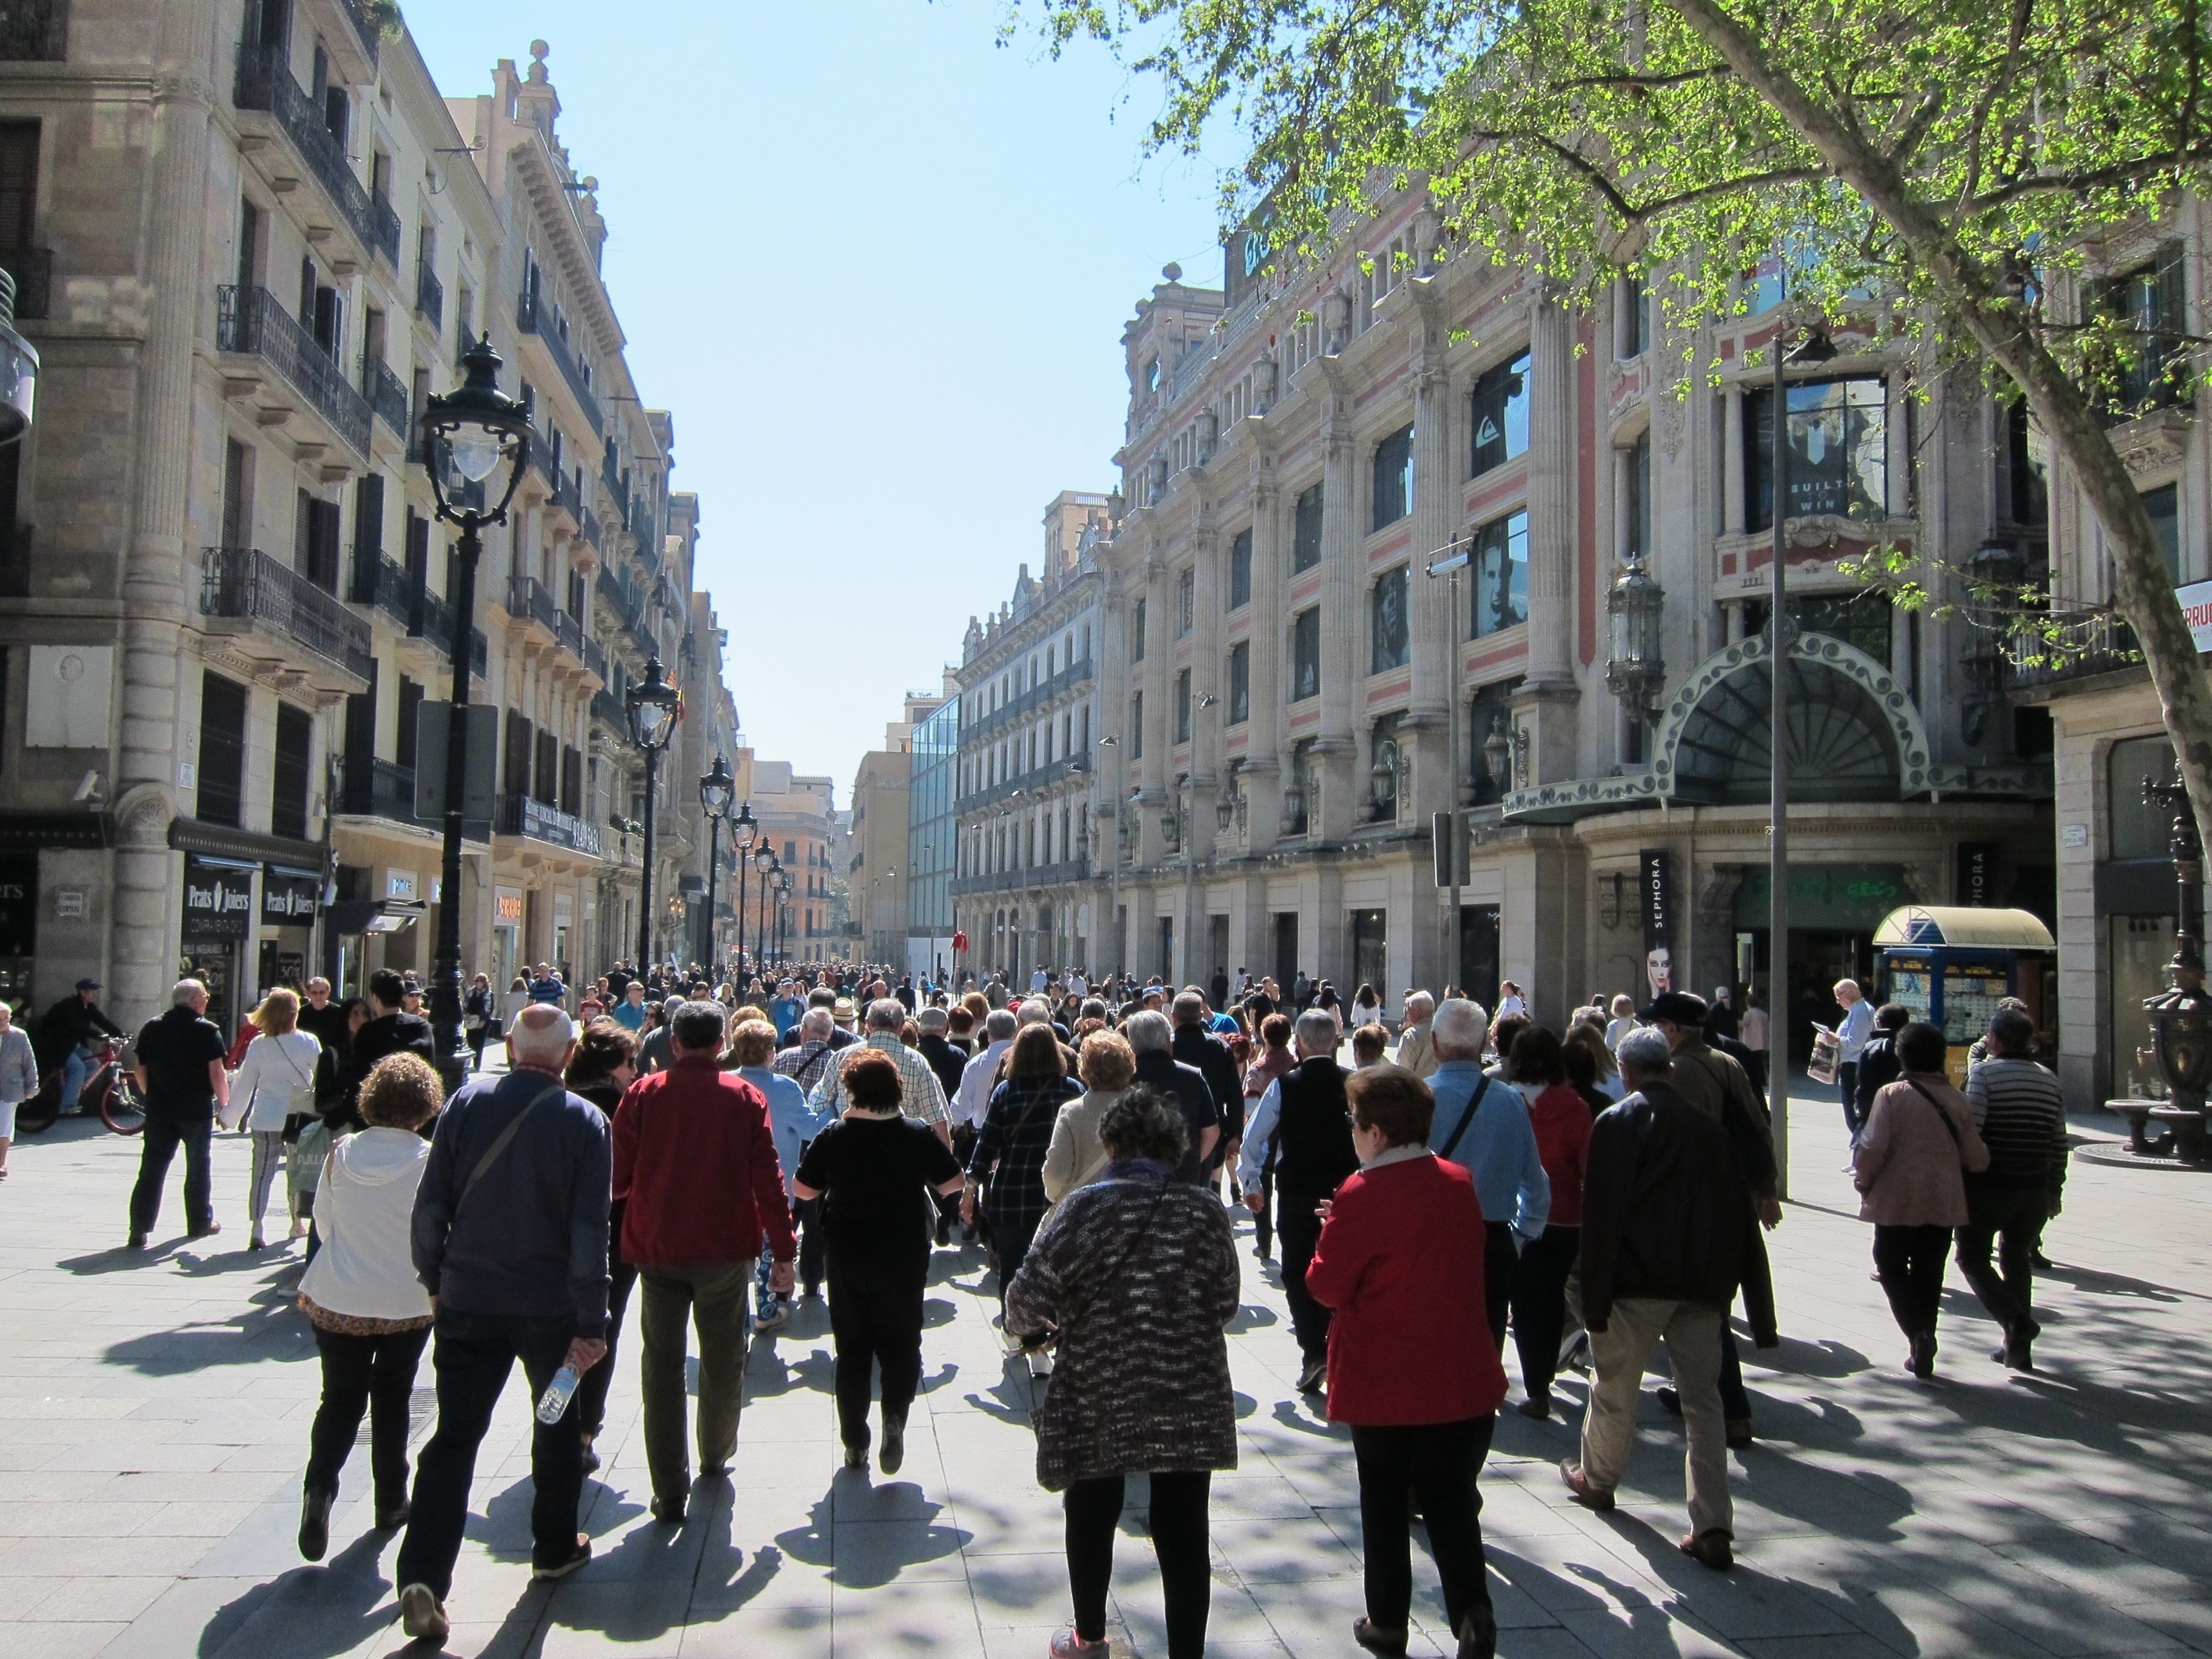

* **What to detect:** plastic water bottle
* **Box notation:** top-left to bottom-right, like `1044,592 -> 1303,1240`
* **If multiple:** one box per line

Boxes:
536,1365 -> 580,1425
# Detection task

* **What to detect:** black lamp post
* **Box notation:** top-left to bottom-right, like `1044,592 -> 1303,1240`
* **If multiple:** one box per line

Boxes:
731,800 -> 758,981
755,851 -> 780,972
624,655 -> 681,971
776,868 -> 793,966
421,333 -> 531,1093
699,754 -> 733,973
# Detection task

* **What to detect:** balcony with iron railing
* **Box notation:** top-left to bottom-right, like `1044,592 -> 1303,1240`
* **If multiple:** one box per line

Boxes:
347,546 -> 487,672
2005,614 -> 2145,695
548,463 -> 580,526
415,256 -> 443,330
338,756 -> 490,839
556,608 -> 586,662
962,655 -> 1096,745
361,355 -> 408,439
515,289 -> 604,435
330,0 -> 382,65
584,635 -> 608,684
602,449 -> 623,503
577,506 -> 602,556
504,573 -> 560,637
201,545 -> 372,683
233,44 -> 399,267
591,685 -> 625,729
497,793 -> 603,857
955,754 -> 1093,815
951,857 -> 1092,898
216,285 -> 371,458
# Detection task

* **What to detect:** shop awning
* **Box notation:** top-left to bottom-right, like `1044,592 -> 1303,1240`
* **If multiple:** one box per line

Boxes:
326,898 -> 426,936
1872,906 -> 2056,950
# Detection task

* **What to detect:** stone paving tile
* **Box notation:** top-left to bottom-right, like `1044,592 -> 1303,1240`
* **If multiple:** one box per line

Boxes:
1,1091 -> 2209,1655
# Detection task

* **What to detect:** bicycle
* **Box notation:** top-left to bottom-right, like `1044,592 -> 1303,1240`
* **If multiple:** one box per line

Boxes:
17,1037 -> 144,1135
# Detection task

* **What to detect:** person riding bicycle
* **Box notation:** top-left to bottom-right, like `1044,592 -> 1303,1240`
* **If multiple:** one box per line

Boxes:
34,979 -> 126,1115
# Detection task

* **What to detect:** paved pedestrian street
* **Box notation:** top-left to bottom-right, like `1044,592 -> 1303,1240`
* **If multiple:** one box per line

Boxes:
1,1094 -> 2207,1659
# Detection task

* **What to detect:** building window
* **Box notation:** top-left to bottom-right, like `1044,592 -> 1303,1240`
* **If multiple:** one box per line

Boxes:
1372,424 -> 1415,529
197,672 -> 248,828
1746,377 -> 1889,529
1228,528 -> 1252,609
271,702 -> 312,841
1472,509 -> 1529,637
1618,275 -> 1649,358
1470,352 -> 1530,477
1370,565 -> 1410,671
1292,482 -> 1324,571
1177,567 -> 1193,637
1227,642 -> 1250,725
1624,430 -> 1651,558
1291,606 -> 1321,702
2098,243 -> 2187,417
1131,694 -> 1143,760
1132,598 -> 1146,662
2142,483 -> 2181,581
1175,669 -> 1192,742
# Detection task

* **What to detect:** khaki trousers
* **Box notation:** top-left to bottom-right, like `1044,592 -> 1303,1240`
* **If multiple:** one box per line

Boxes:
638,1260 -> 752,1503
1578,1296 -> 1733,1539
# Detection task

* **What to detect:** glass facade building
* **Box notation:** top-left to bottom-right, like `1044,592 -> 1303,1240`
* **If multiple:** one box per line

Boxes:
906,694 -> 960,981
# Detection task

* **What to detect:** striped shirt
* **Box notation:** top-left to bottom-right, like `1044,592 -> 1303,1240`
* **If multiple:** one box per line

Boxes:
1963,1056 -> 2068,1190
807,1032 -> 953,1129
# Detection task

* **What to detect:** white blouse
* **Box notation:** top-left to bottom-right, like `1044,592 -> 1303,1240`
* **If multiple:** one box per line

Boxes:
224,1030 -> 323,1131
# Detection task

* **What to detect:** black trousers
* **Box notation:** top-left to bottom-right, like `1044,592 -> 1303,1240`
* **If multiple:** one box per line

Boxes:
795,1196 -> 825,1294
1509,1225 -> 1580,1398
1482,1221 -> 1517,1356
1957,1182 -> 2046,1339
827,1254 -> 928,1449
1351,1417 -> 1495,1636
1065,1470 -> 1212,1658
1276,1194 -> 1330,1362
989,1211 -> 1044,1312
304,1323 -> 431,1509
130,1109 -> 213,1238
1253,1155 -> 1276,1257
1872,1223 -> 1952,1339
575,1248 -> 638,1441
397,1310 -> 582,1598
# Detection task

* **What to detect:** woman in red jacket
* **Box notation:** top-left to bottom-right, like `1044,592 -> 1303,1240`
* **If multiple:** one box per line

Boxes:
1506,1027 -> 1594,1419
1305,1064 -> 1503,1659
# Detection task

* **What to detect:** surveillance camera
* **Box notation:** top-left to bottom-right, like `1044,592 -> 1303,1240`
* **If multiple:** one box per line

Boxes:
72,769 -> 104,804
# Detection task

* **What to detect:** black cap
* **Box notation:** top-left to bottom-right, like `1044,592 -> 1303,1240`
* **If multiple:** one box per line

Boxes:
1638,990 -> 1709,1026
75,977 -> 101,991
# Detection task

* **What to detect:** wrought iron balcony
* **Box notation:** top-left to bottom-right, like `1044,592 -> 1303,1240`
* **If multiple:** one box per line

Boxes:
233,44 -> 398,266
497,793 -> 603,857
505,573 -> 560,635
201,545 -> 372,681
591,685 -> 624,729
578,506 -> 602,554
0,247 -> 50,320
557,608 -> 586,662
584,636 -> 608,684
415,257 -> 443,330
2005,614 -> 2143,694
347,546 -> 487,671
548,463 -> 579,523
217,284 -> 372,458
333,0 -> 381,64
515,288 -> 604,435
0,0 -> 66,61
339,756 -> 491,838
361,355 -> 408,438
602,449 -> 623,502
415,582 -> 489,674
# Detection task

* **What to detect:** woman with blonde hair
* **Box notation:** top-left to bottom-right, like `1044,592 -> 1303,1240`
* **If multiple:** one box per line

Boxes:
1042,1031 -> 1136,1204
224,987 -> 323,1250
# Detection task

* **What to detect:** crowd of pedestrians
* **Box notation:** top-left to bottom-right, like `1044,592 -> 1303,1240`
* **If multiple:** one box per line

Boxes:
76,949 -> 2071,1658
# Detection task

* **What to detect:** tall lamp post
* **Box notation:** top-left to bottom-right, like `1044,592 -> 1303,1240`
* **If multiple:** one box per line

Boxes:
776,868 -> 794,967
625,655 -> 681,972
421,334 -> 532,1091
754,851 -> 780,971
731,800 -> 757,980
1097,735 -> 1122,984
699,754 -> 733,972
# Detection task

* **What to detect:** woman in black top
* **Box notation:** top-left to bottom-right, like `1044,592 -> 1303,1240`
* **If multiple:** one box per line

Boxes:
565,1017 -> 638,1473
962,1025 -> 1082,1333
794,1051 -> 965,1473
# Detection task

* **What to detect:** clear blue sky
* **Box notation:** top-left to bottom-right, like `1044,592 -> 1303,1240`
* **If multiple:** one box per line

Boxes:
403,1 -> 1223,797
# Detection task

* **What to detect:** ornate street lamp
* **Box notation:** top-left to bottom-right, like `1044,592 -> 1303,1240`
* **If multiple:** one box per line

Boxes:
0,266 -> 38,447
2143,764 -> 2212,1162
755,851 -> 781,971
699,752 -> 734,971
421,333 -> 531,1091
731,799 -> 758,979
1605,554 -> 1666,729
624,654 -> 682,970
775,868 -> 794,966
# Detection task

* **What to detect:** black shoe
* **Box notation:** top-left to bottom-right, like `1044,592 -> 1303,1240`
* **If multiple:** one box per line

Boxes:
375,1500 -> 409,1531
531,1533 -> 592,1581
1296,1354 -> 1327,1394
649,1495 -> 686,1525
579,1438 -> 600,1474
934,1219 -> 952,1247
879,1415 -> 905,1475
1458,1604 -> 1499,1659
2031,1247 -> 2054,1270
298,1486 -> 332,1561
1352,1617 -> 1410,1654
843,1443 -> 868,1472
126,1233 -> 147,1252
1515,1393 -> 1552,1421
1656,1386 -> 1682,1416
1909,1330 -> 1937,1379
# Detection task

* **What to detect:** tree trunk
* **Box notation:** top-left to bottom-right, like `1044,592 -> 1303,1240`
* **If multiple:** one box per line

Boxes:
1666,0 -> 2212,856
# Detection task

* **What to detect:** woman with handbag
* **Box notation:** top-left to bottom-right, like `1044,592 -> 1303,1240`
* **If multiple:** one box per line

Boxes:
463,974 -> 497,1071
961,1023 -> 1081,1360
1041,1031 -> 1135,1206
223,988 -> 324,1250
1005,1088 -> 1240,1659
1853,1021 -> 1989,1379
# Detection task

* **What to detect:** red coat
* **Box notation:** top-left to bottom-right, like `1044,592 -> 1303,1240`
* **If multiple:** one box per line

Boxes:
611,1057 -> 797,1268
1528,1082 -> 1594,1227
1304,1152 -> 1507,1425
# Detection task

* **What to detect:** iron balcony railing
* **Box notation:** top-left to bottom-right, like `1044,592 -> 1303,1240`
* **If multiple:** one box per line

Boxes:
556,608 -> 586,662
951,857 -> 1091,898
505,573 -> 560,635
218,284 -> 372,458
963,655 -> 1096,744
578,506 -> 601,554
591,686 -> 625,729
233,44 -> 399,266
0,0 -> 67,60
549,463 -> 579,521
334,0 -> 381,64
2005,614 -> 2144,693
415,255 -> 443,328
416,582 -> 489,674
515,288 -> 604,435
497,793 -> 603,857
339,757 -> 491,838
347,546 -> 487,671
584,635 -> 608,683
0,247 -> 51,320
361,355 -> 408,438
201,545 -> 372,680
956,754 -> 1092,814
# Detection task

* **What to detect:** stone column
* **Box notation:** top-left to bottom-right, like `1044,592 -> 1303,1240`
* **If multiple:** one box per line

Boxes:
1722,384 -> 1746,537
1188,528 -> 1221,864
1138,554 -> 1171,857
1524,293 -> 1575,687
1316,392 -> 1359,839
1245,465 -> 1284,851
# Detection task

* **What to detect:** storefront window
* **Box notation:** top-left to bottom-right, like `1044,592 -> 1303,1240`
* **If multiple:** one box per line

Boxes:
1747,378 -> 1889,529
2108,734 -> 2179,859
2111,913 -> 2177,1101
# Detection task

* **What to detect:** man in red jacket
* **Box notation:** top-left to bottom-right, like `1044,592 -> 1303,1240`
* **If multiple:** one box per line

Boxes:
612,999 -> 797,1524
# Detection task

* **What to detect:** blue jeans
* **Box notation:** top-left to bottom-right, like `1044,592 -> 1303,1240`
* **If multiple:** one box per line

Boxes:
1838,1062 -> 1863,1142
60,1048 -> 89,1112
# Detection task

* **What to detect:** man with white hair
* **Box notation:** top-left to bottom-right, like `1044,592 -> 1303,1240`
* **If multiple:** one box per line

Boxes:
1394,991 -> 1440,1079
1237,1008 -> 1358,1393
1425,997 -> 1549,1354
397,1002 -> 611,1641
773,1007 -> 841,1095
808,997 -> 954,1148
126,979 -> 232,1248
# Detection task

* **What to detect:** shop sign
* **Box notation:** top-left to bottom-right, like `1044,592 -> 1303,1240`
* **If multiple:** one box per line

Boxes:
53,887 -> 85,920
261,866 -> 321,926
182,856 -> 255,942
0,853 -> 34,955
494,888 -> 525,925
1639,847 -> 1674,999
2180,578 -> 2212,653
387,871 -> 417,901
1956,843 -> 2000,908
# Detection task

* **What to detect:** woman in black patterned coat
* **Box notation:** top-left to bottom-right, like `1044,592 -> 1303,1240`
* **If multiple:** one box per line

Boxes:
1005,1088 -> 1241,1659
962,1024 -> 1081,1328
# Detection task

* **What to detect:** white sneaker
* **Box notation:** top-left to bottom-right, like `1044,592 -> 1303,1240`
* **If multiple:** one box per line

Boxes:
398,1583 -> 449,1643
1028,1350 -> 1054,1379
752,1304 -> 790,1335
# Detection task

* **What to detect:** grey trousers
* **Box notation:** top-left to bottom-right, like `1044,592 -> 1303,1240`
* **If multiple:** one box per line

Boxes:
1579,1296 -> 1733,1539
638,1260 -> 752,1503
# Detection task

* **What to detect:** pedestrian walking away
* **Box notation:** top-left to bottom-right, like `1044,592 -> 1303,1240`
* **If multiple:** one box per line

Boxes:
1005,1088 -> 1241,1659
0,1000 -> 38,1178
1503,1027 -> 1591,1419
1959,1007 -> 2069,1370
963,1022 -> 1082,1362
293,1051 -> 440,1562
221,988 -> 324,1248
561,1017 -> 642,1473
1306,1063 -> 1504,1659
127,979 -> 231,1248
393,1004 -> 611,1645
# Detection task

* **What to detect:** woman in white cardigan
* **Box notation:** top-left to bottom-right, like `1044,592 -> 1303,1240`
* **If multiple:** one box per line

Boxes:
223,989 -> 323,1249
293,1050 -> 439,1561
0,1001 -> 39,1178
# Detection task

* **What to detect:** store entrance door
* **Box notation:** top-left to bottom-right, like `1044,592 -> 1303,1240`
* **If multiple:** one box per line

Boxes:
1735,927 -> 1869,1068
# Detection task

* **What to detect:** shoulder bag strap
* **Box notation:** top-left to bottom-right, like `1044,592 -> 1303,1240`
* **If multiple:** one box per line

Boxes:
1437,1074 -> 1492,1162
1903,1077 -> 1964,1151
457,1079 -> 569,1211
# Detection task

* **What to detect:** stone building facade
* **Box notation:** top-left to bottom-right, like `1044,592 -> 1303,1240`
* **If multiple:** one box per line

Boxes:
849,686 -> 948,968
1085,207 -> 2051,1047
